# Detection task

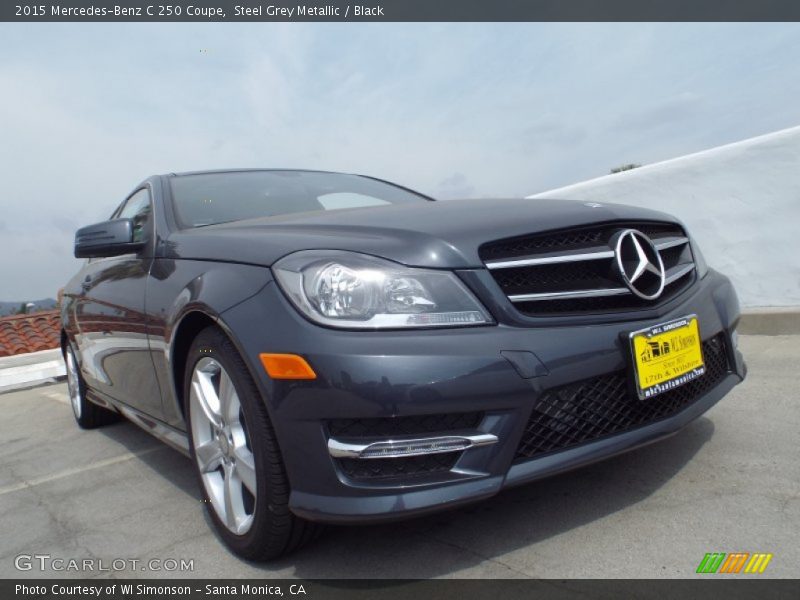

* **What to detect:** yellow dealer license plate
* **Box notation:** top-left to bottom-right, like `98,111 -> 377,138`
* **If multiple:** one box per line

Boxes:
630,315 -> 705,399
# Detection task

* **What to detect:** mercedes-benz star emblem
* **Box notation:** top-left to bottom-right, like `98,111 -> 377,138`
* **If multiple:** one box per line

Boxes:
613,229 -> 666,300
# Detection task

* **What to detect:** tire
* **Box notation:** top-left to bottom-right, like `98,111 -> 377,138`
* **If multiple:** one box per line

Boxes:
184,326 -> 321,560
64,343 -> 118,429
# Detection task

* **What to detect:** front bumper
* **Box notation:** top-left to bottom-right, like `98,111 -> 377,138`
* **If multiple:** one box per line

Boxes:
220,269 -> 746,524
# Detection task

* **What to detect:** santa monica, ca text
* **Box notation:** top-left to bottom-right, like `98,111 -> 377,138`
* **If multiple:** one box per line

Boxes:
16,584 -> 306,596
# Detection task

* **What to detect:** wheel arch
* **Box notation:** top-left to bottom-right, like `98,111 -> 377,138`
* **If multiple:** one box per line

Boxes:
169,310 -> 218,420
169,308 -> 267,422
160,263 -> 274,425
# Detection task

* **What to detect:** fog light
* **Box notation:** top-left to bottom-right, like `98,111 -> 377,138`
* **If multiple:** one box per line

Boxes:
359,438 -> 472,459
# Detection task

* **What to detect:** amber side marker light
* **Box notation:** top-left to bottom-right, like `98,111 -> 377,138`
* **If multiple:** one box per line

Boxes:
259,353 -> 317,380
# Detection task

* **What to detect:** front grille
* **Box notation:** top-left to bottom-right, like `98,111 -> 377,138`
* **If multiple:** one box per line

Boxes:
481,228 -> 605,259
480,222 -> 681,260
328,412 -> 483,480
514,334 -> 731,461
491,261 -> 617,295
480,221 -> 696,317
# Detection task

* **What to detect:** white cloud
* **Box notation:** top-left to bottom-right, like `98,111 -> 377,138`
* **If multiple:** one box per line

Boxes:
1,22 -> 799,298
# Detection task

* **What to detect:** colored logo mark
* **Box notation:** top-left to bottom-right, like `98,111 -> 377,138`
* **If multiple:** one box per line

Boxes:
696,552 -> 773,574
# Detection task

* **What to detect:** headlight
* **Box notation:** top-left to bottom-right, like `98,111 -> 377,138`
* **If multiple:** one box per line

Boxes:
273,250 -> 493,329
689,235 -> 709,279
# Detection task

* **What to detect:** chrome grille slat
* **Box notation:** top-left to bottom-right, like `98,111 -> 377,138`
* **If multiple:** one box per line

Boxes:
479,222 -> 695,315
664,263 -> 695,285
654,236 -> 690,251
485,248 -> 614,269
509,263 -> 695,303
486,236 -> 688,270
509,287 -> 629,302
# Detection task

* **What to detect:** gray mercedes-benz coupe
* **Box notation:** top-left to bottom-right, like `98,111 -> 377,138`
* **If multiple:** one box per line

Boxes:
62,169 -> 746,559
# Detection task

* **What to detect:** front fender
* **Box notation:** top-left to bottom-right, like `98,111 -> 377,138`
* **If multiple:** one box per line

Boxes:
161,261 -> 273,348
146,259 -> 273,427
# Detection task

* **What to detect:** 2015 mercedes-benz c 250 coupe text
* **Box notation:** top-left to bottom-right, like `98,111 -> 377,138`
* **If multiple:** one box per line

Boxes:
62,170 -> 746,559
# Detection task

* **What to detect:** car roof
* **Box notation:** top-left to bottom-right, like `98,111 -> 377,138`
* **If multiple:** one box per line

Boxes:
165,168 -> 347,178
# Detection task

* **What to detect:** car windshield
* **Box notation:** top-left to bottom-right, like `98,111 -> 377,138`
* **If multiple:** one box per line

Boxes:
169,170 -> 431,228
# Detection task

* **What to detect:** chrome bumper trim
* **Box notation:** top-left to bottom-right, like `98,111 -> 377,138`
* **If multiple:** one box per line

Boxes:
328,432 -> 498,459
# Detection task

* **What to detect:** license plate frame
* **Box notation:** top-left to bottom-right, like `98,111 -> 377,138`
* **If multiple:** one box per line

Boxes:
629,315 -> 706,400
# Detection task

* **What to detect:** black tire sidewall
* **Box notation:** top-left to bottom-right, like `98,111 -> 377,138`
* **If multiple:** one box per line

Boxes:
183,326 -> 294,559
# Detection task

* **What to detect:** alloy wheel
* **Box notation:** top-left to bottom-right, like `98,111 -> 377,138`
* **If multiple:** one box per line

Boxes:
65,347 -> 82,419
189,357 -> 257,535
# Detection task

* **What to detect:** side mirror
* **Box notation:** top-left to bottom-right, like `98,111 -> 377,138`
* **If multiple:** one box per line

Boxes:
74,218 -> 144,258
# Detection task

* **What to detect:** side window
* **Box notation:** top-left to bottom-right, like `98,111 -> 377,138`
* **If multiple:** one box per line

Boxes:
117,188 -> 152,243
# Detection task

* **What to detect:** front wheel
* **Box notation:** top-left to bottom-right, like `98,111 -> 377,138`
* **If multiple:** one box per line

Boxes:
184,326 -> 321,560
64,344 -> 118,429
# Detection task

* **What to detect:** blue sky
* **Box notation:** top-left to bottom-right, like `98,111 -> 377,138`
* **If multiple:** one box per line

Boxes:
1,23 -> 799,298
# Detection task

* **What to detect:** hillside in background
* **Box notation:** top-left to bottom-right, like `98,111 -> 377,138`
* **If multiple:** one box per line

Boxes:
0,298 -> 58,317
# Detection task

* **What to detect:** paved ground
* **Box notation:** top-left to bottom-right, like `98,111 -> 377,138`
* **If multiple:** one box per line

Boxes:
0,335 -> 797,579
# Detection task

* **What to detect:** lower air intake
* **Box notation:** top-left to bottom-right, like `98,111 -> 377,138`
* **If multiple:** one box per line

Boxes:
514,334 -> 730,461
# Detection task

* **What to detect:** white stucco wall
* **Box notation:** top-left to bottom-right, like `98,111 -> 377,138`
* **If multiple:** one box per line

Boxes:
528,126 -> 800,308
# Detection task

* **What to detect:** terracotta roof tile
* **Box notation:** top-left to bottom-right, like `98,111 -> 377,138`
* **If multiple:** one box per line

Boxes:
0,310 -> 61,358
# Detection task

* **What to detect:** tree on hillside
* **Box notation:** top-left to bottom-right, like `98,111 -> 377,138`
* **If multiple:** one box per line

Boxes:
610,163 -> 641,174
14,302 -> 37,315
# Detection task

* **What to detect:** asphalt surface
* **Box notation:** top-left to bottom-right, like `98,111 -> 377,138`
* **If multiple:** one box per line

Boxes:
0,335 -> 797,579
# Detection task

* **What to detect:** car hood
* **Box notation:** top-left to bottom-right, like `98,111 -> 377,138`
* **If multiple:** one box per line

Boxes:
164,198 -> 681,269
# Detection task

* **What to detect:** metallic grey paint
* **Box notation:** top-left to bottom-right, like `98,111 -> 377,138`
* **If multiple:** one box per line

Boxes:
61,170 -> 745,524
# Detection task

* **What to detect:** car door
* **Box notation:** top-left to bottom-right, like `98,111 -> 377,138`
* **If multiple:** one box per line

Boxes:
73,187 -> 164,417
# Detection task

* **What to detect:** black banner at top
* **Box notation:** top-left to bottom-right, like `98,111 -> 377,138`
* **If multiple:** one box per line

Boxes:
3,0 -> 800,22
